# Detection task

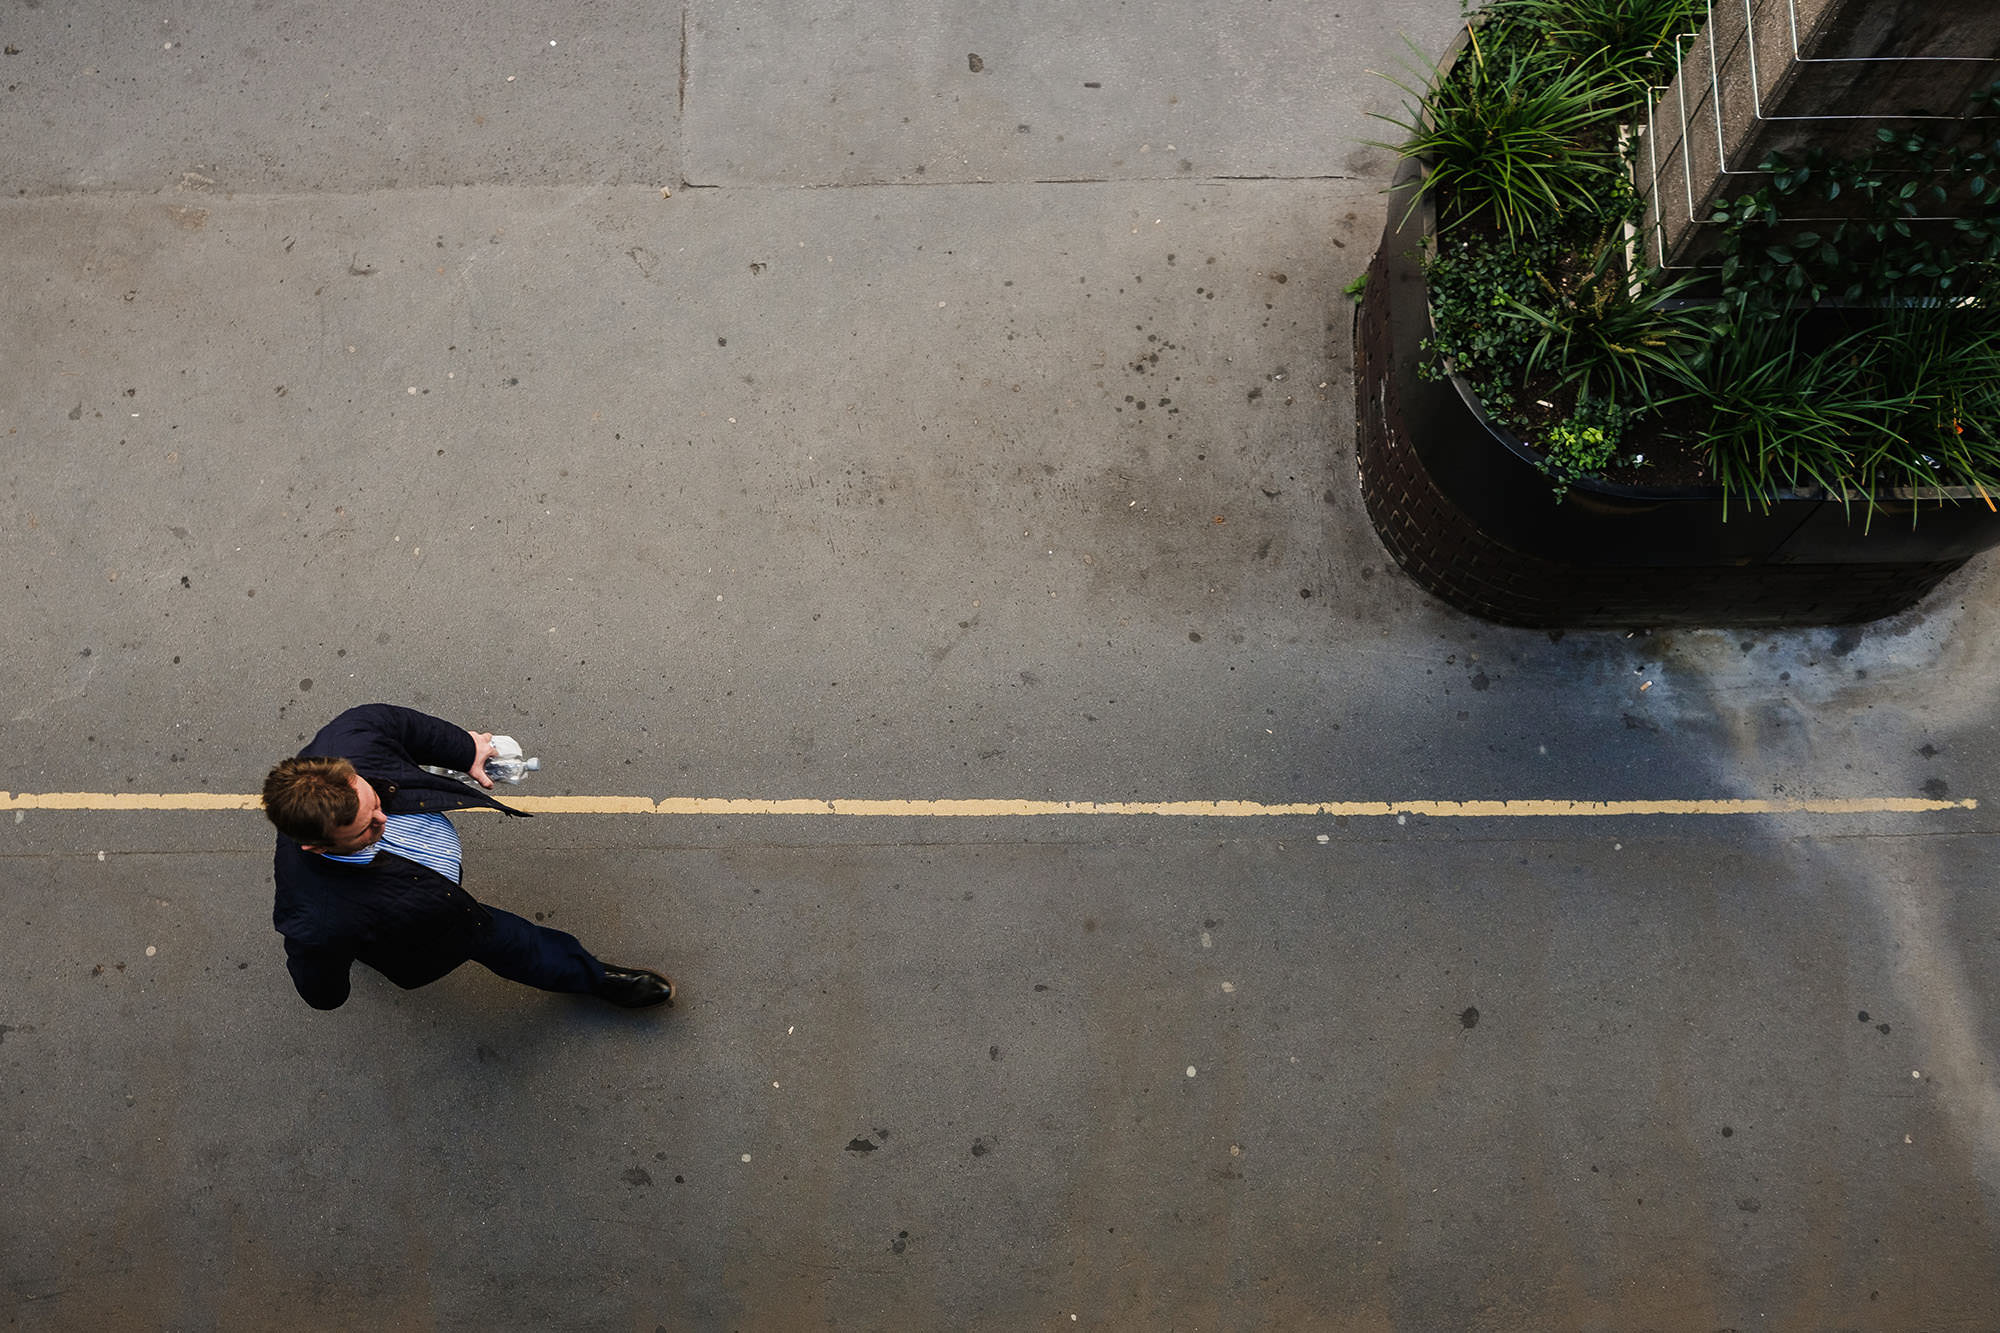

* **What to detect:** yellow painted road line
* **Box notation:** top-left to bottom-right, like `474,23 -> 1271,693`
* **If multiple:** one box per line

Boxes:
574,796 -> 1981,817
1,792 -> 264,811
0,792 -> 1979,817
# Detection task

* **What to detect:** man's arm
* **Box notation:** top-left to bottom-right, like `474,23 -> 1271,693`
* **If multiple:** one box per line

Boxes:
284,937 -> 354,1011
312,703 -> 492,783
462,730 -> 497,788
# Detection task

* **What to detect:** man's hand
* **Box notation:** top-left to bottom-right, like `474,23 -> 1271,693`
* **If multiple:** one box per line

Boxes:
466,730 -> 497,788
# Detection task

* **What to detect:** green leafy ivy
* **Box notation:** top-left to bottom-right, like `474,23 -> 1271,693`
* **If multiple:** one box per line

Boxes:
1712,102 -> 2000,312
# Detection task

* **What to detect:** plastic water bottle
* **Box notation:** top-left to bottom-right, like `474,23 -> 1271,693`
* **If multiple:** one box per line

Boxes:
421,734 -> 541,786
484,735 -> 541,784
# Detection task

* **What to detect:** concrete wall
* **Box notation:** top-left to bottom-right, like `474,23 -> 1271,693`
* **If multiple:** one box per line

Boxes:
1636,0 -> 2000,268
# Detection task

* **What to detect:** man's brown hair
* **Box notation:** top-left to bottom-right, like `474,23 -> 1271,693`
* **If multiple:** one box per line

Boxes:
262,756 -> 360,843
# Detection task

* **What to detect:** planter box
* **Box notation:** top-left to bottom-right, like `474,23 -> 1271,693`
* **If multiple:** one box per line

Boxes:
1353,161 -> 2000,627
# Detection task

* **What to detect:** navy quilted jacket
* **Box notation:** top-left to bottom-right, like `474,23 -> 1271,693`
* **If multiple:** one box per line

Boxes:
271,703 -> 530,1009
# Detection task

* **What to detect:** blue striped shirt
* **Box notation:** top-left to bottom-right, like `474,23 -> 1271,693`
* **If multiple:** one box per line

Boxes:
318,811 -> 463,884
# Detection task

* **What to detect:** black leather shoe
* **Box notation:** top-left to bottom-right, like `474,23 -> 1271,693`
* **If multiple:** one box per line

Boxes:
595,966 -> 675,1009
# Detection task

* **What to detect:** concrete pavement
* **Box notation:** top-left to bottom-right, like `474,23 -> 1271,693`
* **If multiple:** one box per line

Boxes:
6,1 -> 2000,1329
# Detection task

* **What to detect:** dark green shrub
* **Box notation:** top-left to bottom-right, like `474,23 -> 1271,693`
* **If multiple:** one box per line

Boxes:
1420,228 -> 1562,413
1484,0 -> 1704,108
1371,26 -> 1630,241
1849,302 -> 2000,508
1659,311 -> 1893,511
1508,232 -> 1707,408
1538,395 -> 1631,497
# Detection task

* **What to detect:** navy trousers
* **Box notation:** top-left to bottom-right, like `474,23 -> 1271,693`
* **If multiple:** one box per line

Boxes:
468,907 -> 608,995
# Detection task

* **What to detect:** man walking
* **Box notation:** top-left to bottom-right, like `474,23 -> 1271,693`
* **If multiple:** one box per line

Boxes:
262,702 -> 674,1012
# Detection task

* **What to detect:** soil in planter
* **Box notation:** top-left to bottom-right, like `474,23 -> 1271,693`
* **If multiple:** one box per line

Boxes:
1505,364 -> 1711,488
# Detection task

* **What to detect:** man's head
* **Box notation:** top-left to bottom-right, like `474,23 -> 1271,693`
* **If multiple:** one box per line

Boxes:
262,757 -> 386,852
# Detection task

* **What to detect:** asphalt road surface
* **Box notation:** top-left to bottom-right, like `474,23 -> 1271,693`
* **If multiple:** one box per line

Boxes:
5,2 -> 1999,1329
